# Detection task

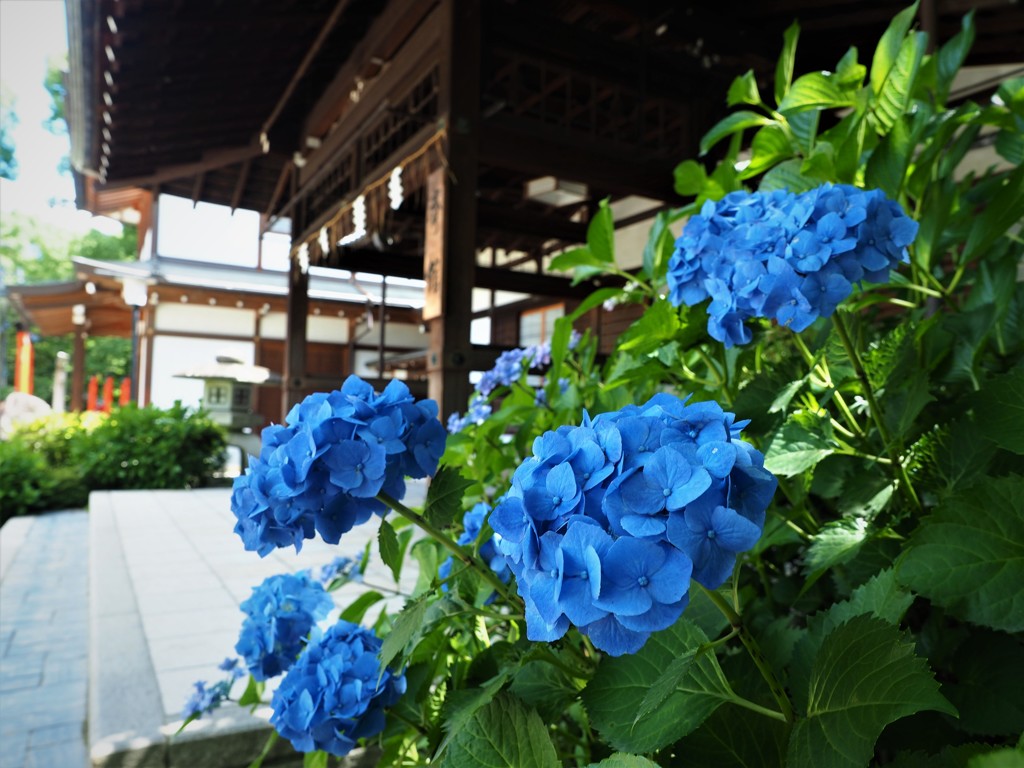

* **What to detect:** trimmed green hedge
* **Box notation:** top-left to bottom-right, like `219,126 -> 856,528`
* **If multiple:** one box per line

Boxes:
0,403 -> 226,525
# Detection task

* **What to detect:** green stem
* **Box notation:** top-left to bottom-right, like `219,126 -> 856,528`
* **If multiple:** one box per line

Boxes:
832,314 -> 923,513
388,707 -> 429,737
694,347 -> 725,388
699,585 -> 796,726
377,491 -> 517,602
728,693 -> 788,723
792,333 -> 865,437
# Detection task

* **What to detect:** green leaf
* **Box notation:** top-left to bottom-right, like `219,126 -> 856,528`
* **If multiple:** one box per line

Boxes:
769,378 -> 806,415
865,115 -> 913,198
583,618 -> 732,753
804,517 -> 873,575
633,648 -> 699,726
425,465 -> 474,529
378,518 -> 402,582
787,615 -> 956,768
237,676 -> 264,707
549,246 -> 605,273
410,538 -> 440,596
944,630 -> 1024,737
775,22 -> 800,106
303,751 -> 328,768
617,300 -> 680,354
436,669 -> 516,758
741,125 -> 793,179
587,198 -> 616,264
728,70 -> 762,107
587,756 -> 662,768
509,658 -> 582,721
378,596 -> 429,670
779,72 -> 849,113
677,705 -> 787,768
763,412 -> 835,476
700,111 -> 772,156
758,158 -> 820,193
642,208 -> 689,282
899,475 -> 1024,633
870,2 -> 921,96
934,11 -> 975,104
338,590 -> 385,624
674,159 -> 707,196
968,748 -> 1024,768
438,693 -> 559,768
873,30 -> 927,131
834,46 -> 867,88
973,368 -> 1024,454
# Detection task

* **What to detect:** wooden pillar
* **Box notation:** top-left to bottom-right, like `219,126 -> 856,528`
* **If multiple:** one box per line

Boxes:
283,250 -> 309,415
71,327 -> 86,412
426,0 -> 479,418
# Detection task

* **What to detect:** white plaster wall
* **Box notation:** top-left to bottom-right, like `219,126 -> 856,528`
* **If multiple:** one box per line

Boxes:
354,322 -> 425,348
148,336 -> 255,410
155,303 -> 255,337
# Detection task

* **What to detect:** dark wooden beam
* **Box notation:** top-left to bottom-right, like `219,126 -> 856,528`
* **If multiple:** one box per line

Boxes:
230,158 -> 252,212
283,254 -> 309,416
477,201 -> 587,243
101,143 -> 266,189
475,266 -> 619,298
480,120 -> 678,201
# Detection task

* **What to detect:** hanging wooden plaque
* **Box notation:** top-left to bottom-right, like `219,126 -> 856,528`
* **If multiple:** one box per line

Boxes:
422,168 -> 446,321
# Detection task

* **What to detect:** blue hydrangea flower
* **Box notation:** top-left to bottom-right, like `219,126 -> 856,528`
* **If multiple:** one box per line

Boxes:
490,394 -> 776,656
438,503 -> 513,591
182,679 -> 233,720
666,184 -> 918,347
235,572 -> 334,681
316,554 -> 364,586
231,376 -> 445,555
270,621 -> 406,756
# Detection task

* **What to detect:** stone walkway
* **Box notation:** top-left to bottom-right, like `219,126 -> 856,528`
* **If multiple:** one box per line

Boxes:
0,511 -> 90,768
1,486 -> 422,768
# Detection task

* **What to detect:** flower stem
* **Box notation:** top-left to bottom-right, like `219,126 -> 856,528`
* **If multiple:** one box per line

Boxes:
792,333 -> 864,437
698,584 -> 795,726
376,491 -> 517,603
832,313 -> 923,514
727,693 -> 788,723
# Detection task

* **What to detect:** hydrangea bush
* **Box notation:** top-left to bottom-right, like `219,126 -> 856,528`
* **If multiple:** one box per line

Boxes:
182,8 -> 1023,767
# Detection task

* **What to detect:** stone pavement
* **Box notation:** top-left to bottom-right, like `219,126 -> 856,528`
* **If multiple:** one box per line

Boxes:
1,485 -> 423,768
0,511 -> 90,768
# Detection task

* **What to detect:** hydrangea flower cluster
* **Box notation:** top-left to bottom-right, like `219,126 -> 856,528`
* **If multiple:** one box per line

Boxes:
448,333 -> 581,434
270,620 -> 406,756
235,572 -> 334,681
231,375 -> 446,555
667,184 -> 919,347
490,393 -> 777,656
316,554 -> 364,586
438,502 -> 513,589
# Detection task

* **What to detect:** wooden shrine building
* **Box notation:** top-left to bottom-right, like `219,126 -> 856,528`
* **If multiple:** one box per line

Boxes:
65,0 -> 1023,416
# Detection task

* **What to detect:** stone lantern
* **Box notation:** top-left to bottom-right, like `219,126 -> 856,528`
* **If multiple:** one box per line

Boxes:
174,355 -> 281,464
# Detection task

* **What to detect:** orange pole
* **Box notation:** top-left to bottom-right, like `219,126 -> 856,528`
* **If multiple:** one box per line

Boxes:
14,331 -> 34,394
119,377 -> 131,406
87,375 -> 99,410
102,376 -> 114,413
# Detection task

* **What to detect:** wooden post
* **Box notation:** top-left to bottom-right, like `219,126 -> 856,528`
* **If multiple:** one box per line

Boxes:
71,328 -> 86,412
283,249 -> 310,415
426,0 -> 480,418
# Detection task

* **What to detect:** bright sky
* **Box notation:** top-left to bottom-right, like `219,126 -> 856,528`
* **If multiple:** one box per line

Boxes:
0,0 -> 120,235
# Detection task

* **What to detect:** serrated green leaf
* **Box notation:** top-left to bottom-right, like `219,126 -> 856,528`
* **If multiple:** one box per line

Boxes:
378,518 -> 402,582
425,465 -> 474,529
587,756 -> 662,768
583,618 -> 732,753
899,475 -> 1024,633
780,72 -> 849,113
633,647 -> 699,726
764,413 -> 835,476
674,159 -> 707,196
700,111 -> 773,156
677,705 -> 787,768
769,379 -> 806,414
438,692 -> 558,768
804,517 -> 873,575
973,368 -> 1024,454
436,669 -> 515,759
728,70 -> 762,107
509,659 -> 582,722
945,630 -> 1024,737
874,31 -> 927,131
378,596 -> 429,670
870,2 -> 921,96
775,22 -> 800,106
934,11 -> 975,104
787,615 -> 955,768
